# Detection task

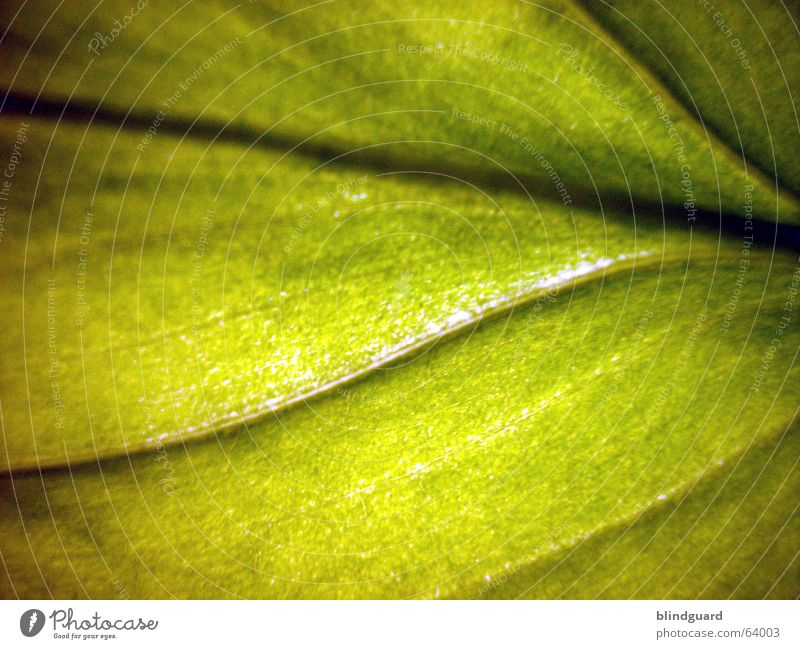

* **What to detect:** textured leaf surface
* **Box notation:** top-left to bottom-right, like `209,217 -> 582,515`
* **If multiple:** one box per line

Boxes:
1,248 -> 797,597
581,0 -> 800,194
0,117 -> 691,469
2,0 -> 798,219
482,430 -> 800,599
0,0 -> 798,599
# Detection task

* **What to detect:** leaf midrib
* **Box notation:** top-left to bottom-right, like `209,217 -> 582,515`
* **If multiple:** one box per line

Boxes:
3,249 -> 737,475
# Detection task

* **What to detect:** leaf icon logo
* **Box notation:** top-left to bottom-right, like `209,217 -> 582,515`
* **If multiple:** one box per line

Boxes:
20,609 -> 45,637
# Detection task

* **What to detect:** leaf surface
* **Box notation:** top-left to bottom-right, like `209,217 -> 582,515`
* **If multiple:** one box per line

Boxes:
0,0 -> 798,598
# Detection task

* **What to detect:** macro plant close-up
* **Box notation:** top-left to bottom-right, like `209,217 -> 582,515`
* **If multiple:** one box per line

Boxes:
0,0 -> 798,603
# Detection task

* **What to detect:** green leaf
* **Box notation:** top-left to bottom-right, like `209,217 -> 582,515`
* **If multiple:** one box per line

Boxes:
579,0 -> 800,195
482,430 -> 800,599
0,0 -> 798,598
0,117 -> 749,469
3,0 -> 799,219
